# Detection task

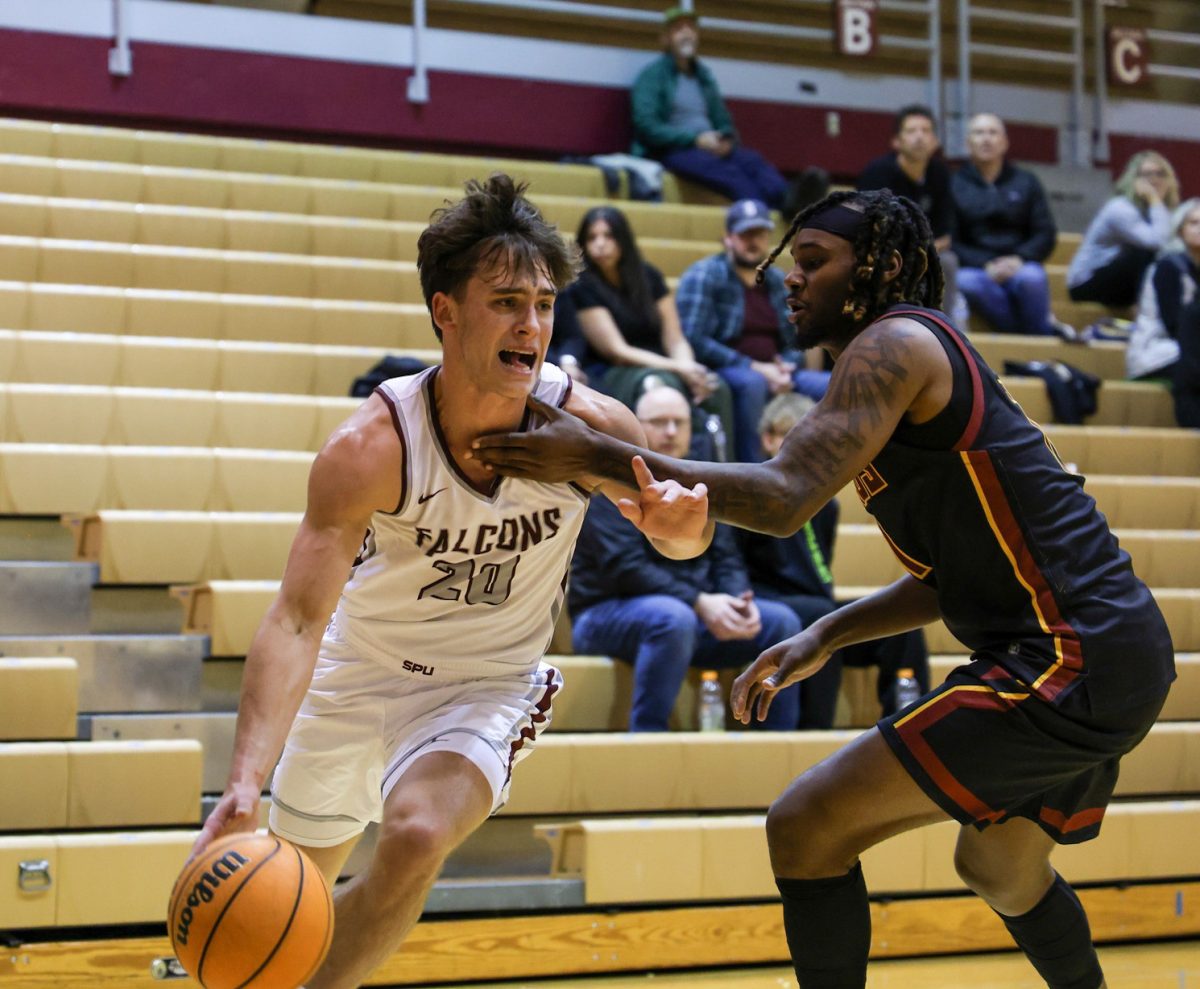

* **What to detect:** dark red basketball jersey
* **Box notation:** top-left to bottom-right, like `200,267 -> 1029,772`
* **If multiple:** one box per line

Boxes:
853,304 -> 1175,713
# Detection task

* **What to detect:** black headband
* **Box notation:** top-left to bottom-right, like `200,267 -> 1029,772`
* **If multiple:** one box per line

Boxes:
802,202 -> 868,242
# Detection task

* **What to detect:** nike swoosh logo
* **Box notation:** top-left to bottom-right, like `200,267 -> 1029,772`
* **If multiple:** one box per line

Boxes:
417,488 -> 446,505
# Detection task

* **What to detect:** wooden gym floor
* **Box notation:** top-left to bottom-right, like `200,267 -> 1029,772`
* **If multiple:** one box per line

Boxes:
417,941 -> 1200,988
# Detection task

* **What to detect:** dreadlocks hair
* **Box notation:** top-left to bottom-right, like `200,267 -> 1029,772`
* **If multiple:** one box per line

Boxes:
416,173 -> 581,341
759,188 -> 945,325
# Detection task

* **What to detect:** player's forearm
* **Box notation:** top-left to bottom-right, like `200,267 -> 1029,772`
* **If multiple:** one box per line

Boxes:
586,437 -> 802,535
227,618 -> 322,791
810,576 -> 941,652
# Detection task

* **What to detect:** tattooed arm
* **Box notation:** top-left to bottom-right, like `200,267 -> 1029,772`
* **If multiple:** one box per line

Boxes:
473,317 -> 952,536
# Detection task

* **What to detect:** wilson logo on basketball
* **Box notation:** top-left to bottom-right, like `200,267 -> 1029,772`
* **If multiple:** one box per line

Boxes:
174,850 -> 250,946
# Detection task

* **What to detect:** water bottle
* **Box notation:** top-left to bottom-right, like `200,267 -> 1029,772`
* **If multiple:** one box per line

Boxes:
891,667 -> 922,713
704,414 -> 728,462
697,670 -> 726,732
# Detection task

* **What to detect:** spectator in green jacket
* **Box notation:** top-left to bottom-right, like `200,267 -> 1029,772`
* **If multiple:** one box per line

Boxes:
631,6 -> 789,208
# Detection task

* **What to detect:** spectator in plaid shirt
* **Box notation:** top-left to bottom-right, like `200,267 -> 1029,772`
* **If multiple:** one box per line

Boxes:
676,198 -> 829,461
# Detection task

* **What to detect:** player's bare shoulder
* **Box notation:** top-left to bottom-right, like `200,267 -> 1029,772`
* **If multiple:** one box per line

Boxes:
562,380 -> 646,446
309,392 -> 404,520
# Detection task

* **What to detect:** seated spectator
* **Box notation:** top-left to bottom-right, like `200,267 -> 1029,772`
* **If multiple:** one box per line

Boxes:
736,394 -> 930,727
548,289 -> 588,384
953,113 -> 1069,337
676,198 -> 829,461
857,104 -> 967,326
569,386 -> 802,731
630,6 -> 788,208
569,205 -> 734,445
1068,151 -> 1179,309
1129,198 -> 1200,428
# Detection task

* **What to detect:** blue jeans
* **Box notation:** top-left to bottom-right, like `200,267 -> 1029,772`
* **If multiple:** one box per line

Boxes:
717,364 -> 831,462
660,146 -> 789,209
959,262 -> 1056,335
572,594 -> 802,731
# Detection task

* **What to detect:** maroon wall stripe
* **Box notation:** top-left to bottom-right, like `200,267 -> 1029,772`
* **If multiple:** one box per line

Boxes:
2,27 -> 1199,183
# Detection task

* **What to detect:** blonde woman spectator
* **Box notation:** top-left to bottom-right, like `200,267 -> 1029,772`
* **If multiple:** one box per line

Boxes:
1127,198 -> 1200,428
1068,152 -> 1179,309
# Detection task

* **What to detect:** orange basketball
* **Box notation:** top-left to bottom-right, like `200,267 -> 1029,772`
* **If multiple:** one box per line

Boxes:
168,833 -> 334,989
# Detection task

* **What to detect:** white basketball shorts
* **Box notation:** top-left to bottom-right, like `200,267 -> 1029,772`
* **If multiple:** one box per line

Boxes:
268,632 -> 561,848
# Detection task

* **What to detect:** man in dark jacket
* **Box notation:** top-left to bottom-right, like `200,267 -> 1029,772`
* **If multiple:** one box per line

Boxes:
569,386 -> 801,730
857,104 -> 964,326
952,113 -> 1068,337
630,7 -> 788,208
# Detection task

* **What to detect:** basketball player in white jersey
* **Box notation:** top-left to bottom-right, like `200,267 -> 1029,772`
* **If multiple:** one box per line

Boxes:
190,175 -> 711,989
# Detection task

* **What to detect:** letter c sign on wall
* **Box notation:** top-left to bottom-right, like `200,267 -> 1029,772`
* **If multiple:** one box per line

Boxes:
1107,27 -> 1149,87
835,0 -> 878,57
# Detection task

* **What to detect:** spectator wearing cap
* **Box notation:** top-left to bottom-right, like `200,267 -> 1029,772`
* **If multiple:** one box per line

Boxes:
675,198 -> 830,461
630,7 -> 789,208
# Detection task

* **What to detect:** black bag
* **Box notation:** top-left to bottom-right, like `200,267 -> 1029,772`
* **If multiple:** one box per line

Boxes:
350,356 -> 430,398
1002,360 -> 1101,425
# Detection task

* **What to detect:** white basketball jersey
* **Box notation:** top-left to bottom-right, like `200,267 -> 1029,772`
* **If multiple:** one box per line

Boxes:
332,363 -> 589,677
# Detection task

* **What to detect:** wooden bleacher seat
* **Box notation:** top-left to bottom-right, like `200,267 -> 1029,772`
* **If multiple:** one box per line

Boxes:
534,801 -> 1200,906
0,385 -> 358,450
0,658 -> 79,741
0,233 -> 422,303
0,830 -> 194,928
76,510 -> 1200,588
0,153 -> 728,242
65,510 -> 303,584
2,739 -> 201,829
842,474 -> 1200,530
0,444 -> 313,514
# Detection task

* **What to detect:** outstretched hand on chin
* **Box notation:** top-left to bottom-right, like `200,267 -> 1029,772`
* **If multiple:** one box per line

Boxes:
470,394 -> 596,483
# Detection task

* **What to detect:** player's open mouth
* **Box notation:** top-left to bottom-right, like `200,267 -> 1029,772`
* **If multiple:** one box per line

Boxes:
499,349 -> 537,373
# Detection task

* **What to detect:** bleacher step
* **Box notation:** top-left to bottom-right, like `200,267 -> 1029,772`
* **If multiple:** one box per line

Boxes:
0,517 -> 74,561
0,634 -> 204,712
0,561 -> 94,633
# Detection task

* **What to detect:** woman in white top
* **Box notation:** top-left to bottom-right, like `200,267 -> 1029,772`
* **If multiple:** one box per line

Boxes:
1067,151 -> 1179,308
1128,198 -> 1200,427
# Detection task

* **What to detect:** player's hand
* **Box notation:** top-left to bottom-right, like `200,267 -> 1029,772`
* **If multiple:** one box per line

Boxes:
730,629 -> 833,724
618,455 -> 709,546
472,395 -> 598,483
188,781 -> 260,864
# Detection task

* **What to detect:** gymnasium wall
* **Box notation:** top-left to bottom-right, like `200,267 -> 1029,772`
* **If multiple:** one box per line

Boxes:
0,0 -> 1197,187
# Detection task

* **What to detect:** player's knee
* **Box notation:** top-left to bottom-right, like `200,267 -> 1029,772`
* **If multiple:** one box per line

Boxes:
765,784 -> 846,876
374,811 -> 456,880
953,842 -> 1007,900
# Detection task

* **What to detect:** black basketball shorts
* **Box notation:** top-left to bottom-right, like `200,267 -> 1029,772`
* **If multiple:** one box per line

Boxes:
877,655 -> 1168,844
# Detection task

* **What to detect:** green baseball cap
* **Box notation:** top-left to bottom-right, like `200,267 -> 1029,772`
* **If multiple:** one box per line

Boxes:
663,6 -> 698,26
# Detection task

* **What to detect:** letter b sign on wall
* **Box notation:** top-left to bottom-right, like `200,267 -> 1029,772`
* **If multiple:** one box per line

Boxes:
835,0 -> 878,57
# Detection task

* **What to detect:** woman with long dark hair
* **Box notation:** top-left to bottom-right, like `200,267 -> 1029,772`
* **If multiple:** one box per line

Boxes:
570,206 -> 731,437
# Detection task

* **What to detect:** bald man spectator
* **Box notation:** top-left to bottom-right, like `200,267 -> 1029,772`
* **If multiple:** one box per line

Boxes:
631,7 -> 788,208
953,112 -> 1071,338
568,386 -> 801,731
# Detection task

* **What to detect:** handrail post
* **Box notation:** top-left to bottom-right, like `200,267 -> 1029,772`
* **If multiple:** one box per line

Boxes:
407,0 -> 431,103
1067,0 -> 1089,165
1093,0 -> 1110,164
949,0 -> 970,158
108,0 -> 132,77
928,0 -> 942,129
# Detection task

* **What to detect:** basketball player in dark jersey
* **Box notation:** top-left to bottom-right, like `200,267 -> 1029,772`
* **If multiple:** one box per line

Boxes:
472,189 -> 1176,989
